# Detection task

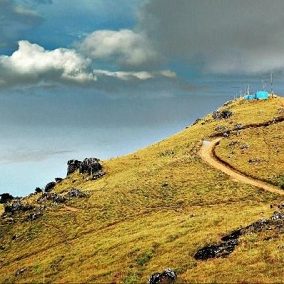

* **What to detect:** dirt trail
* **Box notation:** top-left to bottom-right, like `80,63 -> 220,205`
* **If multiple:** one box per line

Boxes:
199,138 -> 284,196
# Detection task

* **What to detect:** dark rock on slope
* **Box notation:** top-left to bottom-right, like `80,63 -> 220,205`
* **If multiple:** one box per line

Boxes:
45,182 -> 56,192
212,110 -> 233,120
67,158 -> 104,179
195,210 -> 284,260
149,268 -> 177,284
0,193 -> 14,204
67,160 -> 82,175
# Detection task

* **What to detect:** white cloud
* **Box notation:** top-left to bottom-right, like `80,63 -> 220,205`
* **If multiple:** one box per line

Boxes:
0,40 -> 96,87
93,69 -> 175,80
79,29 -> 158,67
0,40 -> 175,89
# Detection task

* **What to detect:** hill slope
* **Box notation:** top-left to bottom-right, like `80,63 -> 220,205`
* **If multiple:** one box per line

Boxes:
0,96 -> 284,283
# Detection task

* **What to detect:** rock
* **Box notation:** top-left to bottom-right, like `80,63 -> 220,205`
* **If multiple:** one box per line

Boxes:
35,187 -> 43,194
195,209 -> 284,261
240,143 -> 249,150
192,118 -> 202,126
67,160 -> 82,175
55,177 -> 63,183
223,132 -> 229,137
37,192 -> 66,204
248,158 -> 263,164
234,124 -> 243,130
149,269 -> 177,284
45,182 -> 56,192
0,193 -> 14,204
212,110 -> 233,120
79,158 -> 102,175
15,268 -> 27,277
67,158 -> 104,179
215,125 -> 227,132
66,188 -> 87,198
4,201 -> 34,215
194,239 -> 239,260
26,209 -> 43,221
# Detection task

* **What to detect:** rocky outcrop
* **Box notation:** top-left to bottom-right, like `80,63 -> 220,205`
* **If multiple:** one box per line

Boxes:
212,110 -> 233,120
194,210 -> 284,260
67,158 -> 104,179
67,160 -> 82,175
149,269 -> 177,284
4,200 -> 34,215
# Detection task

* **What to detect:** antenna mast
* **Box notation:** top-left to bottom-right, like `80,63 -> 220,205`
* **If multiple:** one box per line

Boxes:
270,72 -> 273,95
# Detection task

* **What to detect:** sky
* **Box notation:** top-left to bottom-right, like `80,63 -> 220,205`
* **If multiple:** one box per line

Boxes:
1,0 -> 284,196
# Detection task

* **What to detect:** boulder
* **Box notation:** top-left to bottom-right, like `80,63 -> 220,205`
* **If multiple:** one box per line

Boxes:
26,209 -> 43,221
149,269 -> 177,284
35,187 -> 43,194
37,193 -> 66,204
45,182 -> 56,192
4,201 -> 34,215
79,158 -> 102,175
67,158 -> 104,179
0,193 -> 14,204
55,177 -> 63,183
67,160 -> 82,175
66,188 -> 87,198
212,110 -> 233,120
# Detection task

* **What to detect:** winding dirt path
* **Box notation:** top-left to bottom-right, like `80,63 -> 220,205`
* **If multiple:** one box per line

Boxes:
199,138 -> 284,196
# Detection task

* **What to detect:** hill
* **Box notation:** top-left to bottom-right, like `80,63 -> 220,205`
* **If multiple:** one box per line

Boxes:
0,96 -> 283,283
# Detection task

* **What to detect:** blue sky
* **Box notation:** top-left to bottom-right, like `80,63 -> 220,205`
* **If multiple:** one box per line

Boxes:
0,0 -> 283,196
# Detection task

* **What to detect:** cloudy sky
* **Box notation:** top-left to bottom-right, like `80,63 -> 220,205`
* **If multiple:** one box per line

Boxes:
1,0 -> 283,196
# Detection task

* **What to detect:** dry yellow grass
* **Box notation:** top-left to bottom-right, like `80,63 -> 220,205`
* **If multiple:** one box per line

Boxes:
0,96 -> 283,283
215,120 -> 284,188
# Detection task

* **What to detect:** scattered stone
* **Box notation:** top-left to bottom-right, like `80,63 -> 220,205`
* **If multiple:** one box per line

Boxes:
26,209 -> 43,221
228,140 -> 239,147
15,268 -> 27,277
0,193 -> 14,204
234,124 -> 243,130
215,125 -> 227,132
37,193 -> 66,204
67,160 -> 82,175
66,188 -> 87,198
248,158 -> 263,164
240,143 -> 249,150
194,210 -> 284,261
55,177 -> 63,183
149,268 -> 177,284
212,110 -> 233,120
195,239 -> 239,260
44,182 -> 56,192
192,118 -> 202,126
223,132 -> 229,137
4,201 -> 34,215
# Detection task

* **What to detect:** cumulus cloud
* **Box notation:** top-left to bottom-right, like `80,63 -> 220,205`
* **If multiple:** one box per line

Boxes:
0,41 -> 95,87
0,40 -> 175,89
79,29 -> 158,67
140,0 -> 284,74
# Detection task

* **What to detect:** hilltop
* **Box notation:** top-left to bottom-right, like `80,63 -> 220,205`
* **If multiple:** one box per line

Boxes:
0,96 -> 284,283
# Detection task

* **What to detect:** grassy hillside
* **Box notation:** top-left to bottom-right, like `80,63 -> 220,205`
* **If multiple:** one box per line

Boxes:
0,96 -> 283,283
215,120 -> 284,188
